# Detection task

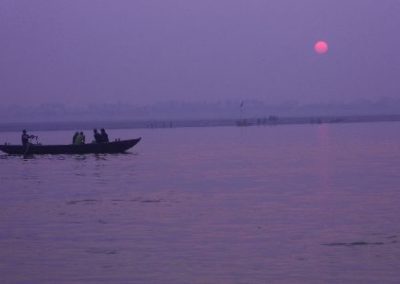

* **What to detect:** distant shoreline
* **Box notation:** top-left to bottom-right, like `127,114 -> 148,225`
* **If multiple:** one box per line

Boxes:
1,114 -> 400,132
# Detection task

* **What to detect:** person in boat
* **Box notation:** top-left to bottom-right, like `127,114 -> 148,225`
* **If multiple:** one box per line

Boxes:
74,131 -> 85,145
93,128 -> 102,143
100,128 -> 109,143
80,132 -> 86,144
72,131 -> 79,144
21,129 -> 36,146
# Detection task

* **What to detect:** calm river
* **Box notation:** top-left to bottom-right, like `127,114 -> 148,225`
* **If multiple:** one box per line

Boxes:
1,122 -> 400,283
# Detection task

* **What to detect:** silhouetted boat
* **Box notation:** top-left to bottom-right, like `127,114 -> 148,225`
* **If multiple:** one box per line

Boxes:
0,138 -> 141,155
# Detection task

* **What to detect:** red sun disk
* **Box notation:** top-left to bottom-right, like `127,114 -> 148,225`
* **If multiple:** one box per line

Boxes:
314,41 -> 328,54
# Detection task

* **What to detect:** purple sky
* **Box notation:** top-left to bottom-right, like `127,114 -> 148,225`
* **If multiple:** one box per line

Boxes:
1,0 -> 399,106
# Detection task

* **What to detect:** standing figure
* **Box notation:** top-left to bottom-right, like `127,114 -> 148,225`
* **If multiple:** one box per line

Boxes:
80,132 -> 86,144
72,132 -> 79,144
100,128 -> 109,143
93,129 -> 102,143
21,129 -> 35,146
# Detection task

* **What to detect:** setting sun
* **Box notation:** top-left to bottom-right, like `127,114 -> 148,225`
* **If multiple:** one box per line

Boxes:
314,40 -> 329,54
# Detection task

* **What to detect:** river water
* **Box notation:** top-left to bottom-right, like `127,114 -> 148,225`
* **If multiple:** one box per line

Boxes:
1,122 -> 400,283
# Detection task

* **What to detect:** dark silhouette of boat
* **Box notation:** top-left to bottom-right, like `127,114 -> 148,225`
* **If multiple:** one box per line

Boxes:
0,138 -> 141,155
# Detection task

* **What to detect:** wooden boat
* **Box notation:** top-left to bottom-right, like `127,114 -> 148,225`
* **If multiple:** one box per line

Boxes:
0,138 -> 141,155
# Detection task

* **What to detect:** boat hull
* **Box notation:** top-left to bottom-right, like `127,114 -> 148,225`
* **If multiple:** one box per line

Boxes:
0,138 -> 141,155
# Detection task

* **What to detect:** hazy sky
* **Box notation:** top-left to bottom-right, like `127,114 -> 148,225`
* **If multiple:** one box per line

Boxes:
1,0 -> 399,106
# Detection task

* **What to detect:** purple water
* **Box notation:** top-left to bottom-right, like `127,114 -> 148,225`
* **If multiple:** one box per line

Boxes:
1,123 -> 400,283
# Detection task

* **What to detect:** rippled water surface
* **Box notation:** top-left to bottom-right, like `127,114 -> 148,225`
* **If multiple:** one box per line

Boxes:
1,123 -> 400,283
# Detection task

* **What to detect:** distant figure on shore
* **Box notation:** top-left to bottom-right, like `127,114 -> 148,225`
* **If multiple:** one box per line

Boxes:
21,129 -> 36,146
93,129 -> 102,143
100,128 -> 109,143
72,132 -> 79,144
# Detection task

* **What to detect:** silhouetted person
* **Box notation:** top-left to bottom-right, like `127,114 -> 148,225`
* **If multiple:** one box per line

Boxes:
21,129 -> 36,146
80,132 -> 86,144
93,129 -> 102,143
72,131 -> 79,144
100,128 -> 109,143
74,132 -> 85,145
